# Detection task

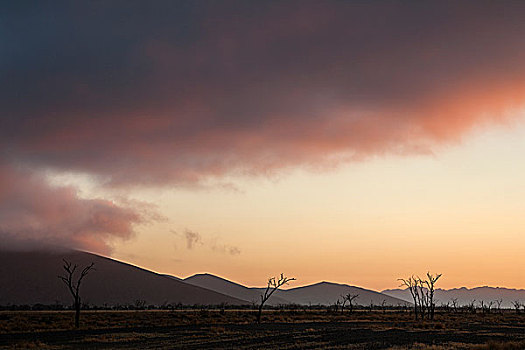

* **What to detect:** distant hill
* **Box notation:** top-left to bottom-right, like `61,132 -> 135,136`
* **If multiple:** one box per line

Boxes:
185,274 -> 409,307
382,287 -> 525,308
275,282 -> 410,306
184,273 -> 291,306
0,250 -> 246,306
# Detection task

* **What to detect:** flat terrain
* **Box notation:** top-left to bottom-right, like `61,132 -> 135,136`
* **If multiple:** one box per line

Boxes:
1,310 -> 524,349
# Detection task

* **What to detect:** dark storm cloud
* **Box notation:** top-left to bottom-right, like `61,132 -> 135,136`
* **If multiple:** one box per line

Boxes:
2,1 -> 525,252
3,1 -> 525,186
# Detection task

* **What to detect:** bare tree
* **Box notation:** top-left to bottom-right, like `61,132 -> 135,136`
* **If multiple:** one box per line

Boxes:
467,300 -> 476,314
494,299 -> 503,313
417,278 -> 428,319
478,300 -> 494,314
339,295 -> 347,314
399,276 -> 421,320
58,259 -> 95,328
334,299 -> 342,313
421,272 -> 442,320
512,300 -> 522,314
487,301 -> 494,314
399,272 -> 442,321
440,301 -> 450,313
341,293 -> 359,313
450,298 -> 459,313
256,273 -> 295,323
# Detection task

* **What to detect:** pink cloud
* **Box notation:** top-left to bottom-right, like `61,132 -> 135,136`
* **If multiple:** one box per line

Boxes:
0,164 -> 151,254
3,1 -> 525,251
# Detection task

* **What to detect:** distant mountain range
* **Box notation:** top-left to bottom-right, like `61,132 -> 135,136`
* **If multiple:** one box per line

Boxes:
1,249 -> 522,308
183,273 -> 291,306
382,287 -> 525,308
183,273 -> 409,306
273,281 -> 409,306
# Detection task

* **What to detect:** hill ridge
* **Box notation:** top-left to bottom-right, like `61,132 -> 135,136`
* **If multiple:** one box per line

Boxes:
0,249 -> 248,306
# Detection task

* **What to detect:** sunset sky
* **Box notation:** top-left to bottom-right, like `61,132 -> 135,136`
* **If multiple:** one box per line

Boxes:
1,1 -> 525,290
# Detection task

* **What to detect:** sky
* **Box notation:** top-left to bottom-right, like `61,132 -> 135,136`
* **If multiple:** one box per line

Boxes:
1,1 -> 525,290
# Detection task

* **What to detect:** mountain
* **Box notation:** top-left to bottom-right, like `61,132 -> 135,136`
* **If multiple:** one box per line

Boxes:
184,273 -> 291,306
161,274 -> 182,281
185,274 -> 409,307
382,287 -> 525,308
0,249 -> 246,306
275,282 -> 410,306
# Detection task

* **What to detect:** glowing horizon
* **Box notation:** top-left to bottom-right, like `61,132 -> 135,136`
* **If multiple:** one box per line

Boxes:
2,1 -> 525,292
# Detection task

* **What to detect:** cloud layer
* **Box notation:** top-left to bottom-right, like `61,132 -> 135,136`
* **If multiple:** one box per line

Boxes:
3,1 -> 525,186
2,1 -> 525,251
0,165 -> 149,254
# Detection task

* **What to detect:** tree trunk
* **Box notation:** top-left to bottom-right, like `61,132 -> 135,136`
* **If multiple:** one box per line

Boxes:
256,304 -> 263,324
75,298 -> 81,328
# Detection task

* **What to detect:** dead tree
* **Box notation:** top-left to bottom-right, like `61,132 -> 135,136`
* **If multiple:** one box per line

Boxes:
467,300 -> 477,314
421,272 -> 442,320
495,299 -> 503,313
512,300 -> 522,314
256,273 -> 295,323
440,301 -> 450,313
450,298 -> 459,313
400,272 -> 442,321
340,295 -> 347,314
479,300 -> 486,314
416,278 -> 429,319
487,301 -> 494,314
342,293 -> 359,313
399,276 -> 420,320
58,259 -> 95,328
334,299 -> 342,313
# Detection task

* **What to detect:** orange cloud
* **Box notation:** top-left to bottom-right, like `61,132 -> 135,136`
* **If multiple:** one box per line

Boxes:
1,2 -> 525,186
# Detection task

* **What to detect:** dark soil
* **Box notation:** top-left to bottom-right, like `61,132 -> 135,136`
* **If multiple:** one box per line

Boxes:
1,310 -> 524,349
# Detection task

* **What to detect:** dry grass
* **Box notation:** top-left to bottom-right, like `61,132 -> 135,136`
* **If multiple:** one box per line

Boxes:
0,310 -> 524,349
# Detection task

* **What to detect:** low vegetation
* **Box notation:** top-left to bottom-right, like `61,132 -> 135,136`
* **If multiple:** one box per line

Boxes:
1,309 -> 524,349
2,264 -> 523,349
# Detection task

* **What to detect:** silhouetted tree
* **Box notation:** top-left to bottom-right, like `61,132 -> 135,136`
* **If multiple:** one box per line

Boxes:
341,293 -> 359,313
440,301 -> 450,313
399,276 -> 420,320
333,299 -> 342,313
399,272 -> 442,321
495,299 -> 503,313
381,299 -> 387,314
467,300 -> 477,314
478,300 -> 494,314
421,272 -> 441,320
58,259 -> 95,328
339,295 -> 347,314
512,300 -> 522,314
450,298 -> 459,313
487,300 -> 494,314
256,273 -> 295,323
